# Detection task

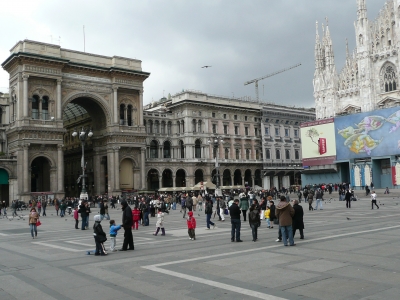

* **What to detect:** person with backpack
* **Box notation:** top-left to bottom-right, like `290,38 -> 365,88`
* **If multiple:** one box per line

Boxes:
314,189 -> 323,210
248,204 -> 260,242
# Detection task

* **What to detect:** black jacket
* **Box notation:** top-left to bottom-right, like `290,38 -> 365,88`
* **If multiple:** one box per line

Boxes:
229,203 -> 241,220
292,204 -> 304,230
79,204 -> 90,217
99,202 -> 105,215
121,201 -> 133,228
269,204 -> 276,220
93,221 -> 107,242
248,209 -> 261,226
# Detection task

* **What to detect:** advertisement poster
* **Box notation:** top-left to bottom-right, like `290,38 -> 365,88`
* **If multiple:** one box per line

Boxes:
300,118 -> 336,166
335,106 -> 400,160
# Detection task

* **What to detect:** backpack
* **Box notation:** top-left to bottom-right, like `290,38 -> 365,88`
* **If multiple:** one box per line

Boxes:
249,211 -> 258,222
316,191 -> 322,199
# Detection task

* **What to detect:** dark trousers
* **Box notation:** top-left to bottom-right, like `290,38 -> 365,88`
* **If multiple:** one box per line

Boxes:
216,208 -> 221,220
346,199 -> 351,208
42,208 -> 46,216
144,212 -> 149,226
94,239 -> 106,255
81,216 -> 87,230
75,219 -> 79,229
242,210 -> 247,221
122,227 -> 134,250
154,227 -> 165,235
372,200 -> 379,209
293,228 -> 304,239
278,225 -> 282,240
308,203 -> 313,211
250,223 -> 258,241
188,229 -> 195,239
187,206 -> 193,212
206,213 -> 215,228
231,219 -> 241,241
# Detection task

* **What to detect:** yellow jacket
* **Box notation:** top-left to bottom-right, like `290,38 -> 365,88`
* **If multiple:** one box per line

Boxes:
264,208 -> 270,219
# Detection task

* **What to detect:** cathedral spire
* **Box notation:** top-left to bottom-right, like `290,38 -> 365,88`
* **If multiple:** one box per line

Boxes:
346,38 -> 350,60
324,17 -> 335,69
357,0 -> 367,20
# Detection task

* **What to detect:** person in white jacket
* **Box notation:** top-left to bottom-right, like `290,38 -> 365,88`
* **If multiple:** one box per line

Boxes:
153,208 -> 165,236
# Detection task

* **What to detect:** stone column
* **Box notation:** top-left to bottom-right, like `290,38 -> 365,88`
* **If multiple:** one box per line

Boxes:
23,74 -> 29,118
107,148 -> 115,194
114,147 -> 120,191
172,175 -> 176,188
141,147 -> 146,190
251,175 -> 255,188
113,86 -> 118,124
23,143 -> 30,193
93,150 -> 101,195
241,176 -> 245,186
139,90 -> 144,126
57,144 -> 64,192
231,175 -> 234,186
159,176 -> 163,189
57,79 -> 62,119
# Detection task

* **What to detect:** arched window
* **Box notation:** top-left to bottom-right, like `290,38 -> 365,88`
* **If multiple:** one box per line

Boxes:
127,105 -> 133,126
266,149 -> 271,159
42,96 -> 49,120
225,148 -> 229,159
163,141 -> 171,158
161,121 -> 166,134
179,140 -> 185,158
167,122 -> 172,135
120,104 -> 125,125
155,121 -> 160,134
235,149 -> 240,159
150,140 -> 158,158
276,149 -> 281,160
32,95 -> 39,119
295,150 -> 300,160
285,149 -> 290,160
192,119 -> 196,133
246,149 -> 250,160
177,121 -> 181,133
382,63 -> 398,92
181,120 -> 185,133
148,120 -> 153,133
195,140 -> 201,158
256,149 -> 260,160
198,120 -> 202,132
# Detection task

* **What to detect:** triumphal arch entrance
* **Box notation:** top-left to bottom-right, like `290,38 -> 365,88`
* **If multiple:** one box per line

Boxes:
1,40 -> 149,201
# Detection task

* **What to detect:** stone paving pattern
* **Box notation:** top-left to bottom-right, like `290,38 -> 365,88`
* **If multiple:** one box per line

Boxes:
0,190 -> 400,299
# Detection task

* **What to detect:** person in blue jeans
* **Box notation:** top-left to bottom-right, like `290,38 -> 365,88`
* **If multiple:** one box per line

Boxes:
275,195 -> 295,246
205,199 -> 215,230
228,199 -> 242,242
79,201 -> 91,230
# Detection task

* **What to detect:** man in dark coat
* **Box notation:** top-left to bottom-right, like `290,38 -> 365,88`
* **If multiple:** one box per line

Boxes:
345,189 -> 352,209
228,199 -> 242,242
292,199 -> 304,239
120,200 -> 134,251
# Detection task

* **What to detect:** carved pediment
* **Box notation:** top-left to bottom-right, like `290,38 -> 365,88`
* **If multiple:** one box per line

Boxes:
377,96 -> 400,109
341,104 -> 361,115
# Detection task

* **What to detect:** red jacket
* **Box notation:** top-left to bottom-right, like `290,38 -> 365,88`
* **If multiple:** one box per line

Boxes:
132,209 -> 141,222
187,216 -> 196,229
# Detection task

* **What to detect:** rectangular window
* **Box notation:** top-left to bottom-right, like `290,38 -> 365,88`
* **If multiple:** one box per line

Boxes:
212,124 -> 217,134
265,127 -> 269,135
285,128 -> 289,137
294,129 -> 298,137
235,126 -> 239,135
234,115 -> 237,120
245,127 -> 249,136
223,114 -> 227,119
224,125 -> 228,134
254,117 -> 257,122
235,149 -> 240,159
199,112 -> 202,116
275,128 -> 280,136
256,150 -> 259,160
266,149 -> 271,159
245,116 -> 248,121
255,128 -> 258,136
212,112 -> 215,118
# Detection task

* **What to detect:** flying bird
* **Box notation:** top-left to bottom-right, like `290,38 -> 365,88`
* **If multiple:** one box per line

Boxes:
201,66 -> 212,68
346,217 -> 351,220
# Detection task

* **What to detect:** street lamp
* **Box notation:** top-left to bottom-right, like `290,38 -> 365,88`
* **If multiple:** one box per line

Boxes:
72,126 -> 93,200
208,136 -> 224,196
289,162 -> 300,187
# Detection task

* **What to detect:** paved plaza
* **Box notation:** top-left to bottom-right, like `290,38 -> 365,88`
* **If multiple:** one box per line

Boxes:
1,191 -> 400,300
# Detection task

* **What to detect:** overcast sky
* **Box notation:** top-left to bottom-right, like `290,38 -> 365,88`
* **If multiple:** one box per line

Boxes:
0,0 -> 385,107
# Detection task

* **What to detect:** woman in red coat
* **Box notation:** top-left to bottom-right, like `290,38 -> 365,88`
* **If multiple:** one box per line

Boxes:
132,206 -> 141,230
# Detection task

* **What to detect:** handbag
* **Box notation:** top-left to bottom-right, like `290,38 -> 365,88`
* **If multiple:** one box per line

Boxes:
224,208 -> 229,215
36,220 -> 42,226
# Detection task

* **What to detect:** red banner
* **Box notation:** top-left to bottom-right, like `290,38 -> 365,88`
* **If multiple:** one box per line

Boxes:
392,166 -> 397,185
319,138 -> 327,155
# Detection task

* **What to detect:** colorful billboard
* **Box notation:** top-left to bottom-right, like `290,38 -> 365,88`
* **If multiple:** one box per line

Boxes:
335,106 -> 400,160
300,118 -> 336,166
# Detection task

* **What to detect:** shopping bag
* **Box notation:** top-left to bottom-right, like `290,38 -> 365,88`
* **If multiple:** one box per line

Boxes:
36,220 -> 42,226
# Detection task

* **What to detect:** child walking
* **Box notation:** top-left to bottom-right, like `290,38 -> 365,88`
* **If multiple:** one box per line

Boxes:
264,206 -> 271,228
187,211 -> 196,240
153,208 -> 165,236
109,220 -> 121,252
93,215 -> 108,256
74,207 -> 79,229
132,206 -> 141,230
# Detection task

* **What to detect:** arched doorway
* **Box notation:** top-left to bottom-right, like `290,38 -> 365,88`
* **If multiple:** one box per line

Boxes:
120,159 -> 134,190
176,169 -> 186,187
194,169 -> 203,184
254,169 -> 262,187
223,169 -> 231,186
244,169 -> 252,187
147,169 -> 159,190
0,168 -> 9,205
162,169 -> 173,187
234,169 -> 242,185
31,157 -> 51,192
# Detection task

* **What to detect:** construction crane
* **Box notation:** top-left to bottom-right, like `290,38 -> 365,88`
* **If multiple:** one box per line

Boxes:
244,63 -> 301,102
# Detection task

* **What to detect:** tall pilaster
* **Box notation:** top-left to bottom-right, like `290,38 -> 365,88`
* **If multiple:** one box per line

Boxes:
139,90 -> 144,126
57,144 -> 64,192
114,146 -> 120,191
113,86 -> 118,124
57,79 -> 62,119
141,147 -> 146,190
107,147 -> 115,194
93,150 -> 101,195
23,143 -> 30,193
22,74 -> 29,118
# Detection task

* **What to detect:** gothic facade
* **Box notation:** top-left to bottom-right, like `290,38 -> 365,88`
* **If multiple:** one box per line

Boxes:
314,0 -> 400,119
